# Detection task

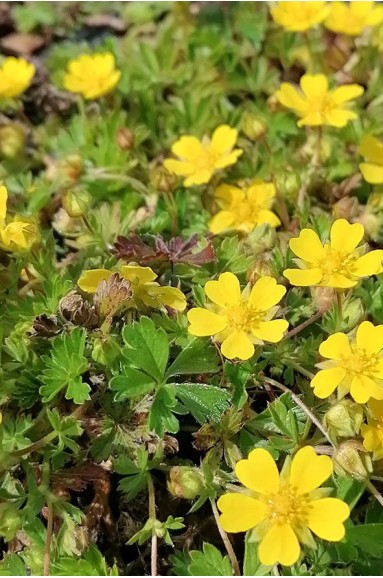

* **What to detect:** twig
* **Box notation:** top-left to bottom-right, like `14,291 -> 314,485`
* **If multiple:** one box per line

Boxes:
148,473 -> 158,577
43,501 -> 54,576
284,310 -> 323,340
264,377 -> 334,447
365,479 -> 383,509
210,499 -> 241,576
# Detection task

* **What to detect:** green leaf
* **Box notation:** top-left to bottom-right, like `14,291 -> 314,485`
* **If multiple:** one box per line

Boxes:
122,317 -> 169,384
165,339 -> 219,379
175,383 -> 230,424
115,449 -> 149,500
346,523 -> 383,556
110,367 -> 154,401
188,543 -> 233,576
40,328 -> 90,404
149,386 -> 179,436
243,531 -> 270,576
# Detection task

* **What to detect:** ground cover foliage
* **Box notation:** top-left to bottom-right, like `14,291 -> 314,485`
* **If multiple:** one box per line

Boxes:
2,1 -> 383,575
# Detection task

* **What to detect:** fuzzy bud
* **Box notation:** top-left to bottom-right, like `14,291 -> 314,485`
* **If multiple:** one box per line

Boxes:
59,291 -> 98,328
324,400 -> 363,439
116,128 -> 135,150
62,189 -> 92,218
150,165 -> 178,194
241,112 -> 267,141
332,197 -> 359,221
0,124 -> 26,158
167,466 -> 204,500
312,287 -> 336,313
333,441 -> 372,480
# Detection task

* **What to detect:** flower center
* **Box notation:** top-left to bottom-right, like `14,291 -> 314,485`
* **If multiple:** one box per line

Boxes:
224,302 -> 262,332
341,349 -> 379,376
263,484 -> 309,526
316,244 -> 355,279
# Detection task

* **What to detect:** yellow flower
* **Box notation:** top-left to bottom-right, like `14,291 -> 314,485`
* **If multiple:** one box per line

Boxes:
0,57 -> 35,99
271,1 -> 330,32
275,74 -> 364,127
325,1 -> 383,36
284,219 -> 383,288
163,125 -> 243,187
78,265 -> 186,312
359,135 -> 383,184
64,53 -> 121,100
311,321 -> 383,403
0,185 -> 39,252
187,272 -> 288,360
361,399 -> 383,460
218,446 -> 350,567
209,180 -> 280,234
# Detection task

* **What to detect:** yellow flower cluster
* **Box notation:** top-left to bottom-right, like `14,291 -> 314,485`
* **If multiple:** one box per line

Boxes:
218,446 -> 349,566
64,52 -> 121,100
271,1 -> 383,36
0,186 -> 39,252
78,264 -> 186,312
0,57 -> 35,99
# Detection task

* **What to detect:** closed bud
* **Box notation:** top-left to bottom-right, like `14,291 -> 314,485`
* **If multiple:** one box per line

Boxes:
62,189 -> 92,218
241,112 -> 267,141
150,165 -> 178,194
167,466 -> 204,500
59,291 -> 98,328
274,171 -> 300,201
333,441 -> 372,480
341,297 -> 364,332
312,286 -> 336,313
324,400 -> 363,439
0,124 -> 26,158
357,209 -> 381,242
116,128 -> 135,150
30,314 -> 60,338
333,197 -> 359,221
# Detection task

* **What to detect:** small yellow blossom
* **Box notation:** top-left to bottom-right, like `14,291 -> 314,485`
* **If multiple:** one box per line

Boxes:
271,1 -> 330,32
361,399 -> 383,460
64,53 -> 121,100
325,1 -> 383,36
359,135 -> 383,184
187,272 -> 288,360
0,57 -> 35,99
284,219 -> 383,289
275,74 -> 364,128
0,185 -> 39,252
163,125 -> 243,187
218,446 -> 350,567
209,180 -> 280,234
78,265 -> 186,312
311,321 -> 383,403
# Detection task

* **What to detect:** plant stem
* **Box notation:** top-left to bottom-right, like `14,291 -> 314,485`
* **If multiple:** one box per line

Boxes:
289,360 -> 315,379
284,310 -> 323,340
43,501 -> 54,576
264,377 -> 334,447
314,126 -> 323,168
336,292 -> 343,331
210,499 -> 241,576
365,479 -> 383,509
148,473 -> 158,577
11,430 -> 58,458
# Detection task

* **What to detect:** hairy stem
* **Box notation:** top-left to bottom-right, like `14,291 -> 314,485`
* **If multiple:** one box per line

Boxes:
264,377 -> 334,447
148,473 -> 158,577
284,310 -> 323,340
43,501 -> 54,576
210,499 -> 241,576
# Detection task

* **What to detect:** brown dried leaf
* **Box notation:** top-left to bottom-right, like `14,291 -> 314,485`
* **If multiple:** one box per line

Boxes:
0,33 -> 45,55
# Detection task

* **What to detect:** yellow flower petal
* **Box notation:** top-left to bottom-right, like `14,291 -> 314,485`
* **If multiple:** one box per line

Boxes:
356,321 -> 383,354
252,319 -> 288,343
171,136 -> 203,160
210,125 -> 238,155
351,251 -> 383,276
319,333 -> 351,360
331,85 -> 364,104
290,446 -> 333,494
205,272 -> 241,307
275,83 -> 306,113
248,276 -> 286,311
217,494 -> 267,533
221,330 -> 254,360
283,268 -> 323,286
350,374 -> 383,404
184,169 -> 214,186
187,308 -> 227,336
361,423 -> 383,452
300,74 -> 328,100
0,185 -> 7,223
359,135 -> 383,165
235,448 -> 280,494
256,209 -> 281,228
289,228 -> 325,263
360,162 -> 383,184
148,286 -> 186,311
307,498 -> 349,541
258,523 -> 301,567
120,265 -> 157,284
311,367 -> 347,398
325,273 -> 358,289
214,149 -> 243,169
78,269 -> 112,293
330,219 -> 364,254
209,210 -> 235,234
324,109 -> 357,128
214,183 -> 243,205
163,158 -> 195,176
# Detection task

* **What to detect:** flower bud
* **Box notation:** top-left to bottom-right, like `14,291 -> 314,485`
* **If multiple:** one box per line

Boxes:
357,210 -> 381,242
333,197 -> 359,221
274,171 -> 300,202
333,441 -> 372,480
312,286 -> 336,313
62,189 -> 92,218
0,124 -> 26,158
324,400 -> 363,439
46,155 -> 83,184
59,291 -> 98,328
150,165 -> 178,194
167,466 -> 204,500
116,128 -> 135,150
241,112 -> 267,141
30,314 -> 60,338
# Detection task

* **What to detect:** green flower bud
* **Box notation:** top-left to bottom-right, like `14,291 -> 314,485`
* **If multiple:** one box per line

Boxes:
324,400 -> 363,439
0,504 -> 21,541
0,123 -> 26,158
167,466 -> 204,500
150,165 -> 178,194
333,441 -> 372,480
241,112 -> 267,141
62,189 -> 92,218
